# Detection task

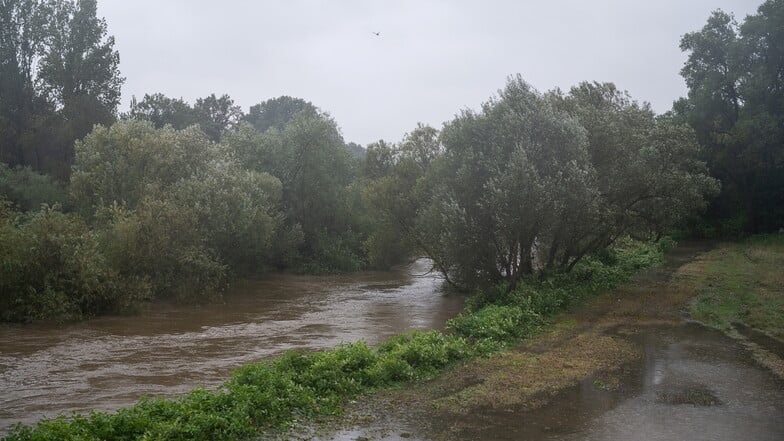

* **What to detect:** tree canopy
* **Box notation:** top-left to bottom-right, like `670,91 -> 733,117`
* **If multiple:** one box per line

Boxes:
677,0 -> 784,234
0,0 -> 123,180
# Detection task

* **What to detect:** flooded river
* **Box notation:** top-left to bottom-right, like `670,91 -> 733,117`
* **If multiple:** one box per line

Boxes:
0,260 -> 463,433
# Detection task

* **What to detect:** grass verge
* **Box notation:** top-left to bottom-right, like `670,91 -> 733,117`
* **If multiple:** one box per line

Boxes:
3,239 -> 666,441
690,234 -> 784,341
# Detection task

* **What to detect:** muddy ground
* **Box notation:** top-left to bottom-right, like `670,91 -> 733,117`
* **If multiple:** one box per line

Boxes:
279,242 -> 784,441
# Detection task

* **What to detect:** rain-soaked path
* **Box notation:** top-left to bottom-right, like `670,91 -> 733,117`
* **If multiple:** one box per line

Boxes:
320,324 -> 784,441
0,260 -> 463,433
312,244 -> 784,441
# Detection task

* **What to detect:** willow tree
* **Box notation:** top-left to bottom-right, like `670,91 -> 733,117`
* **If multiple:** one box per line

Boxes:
417,76 -> 596,289
374,77 -> 717,291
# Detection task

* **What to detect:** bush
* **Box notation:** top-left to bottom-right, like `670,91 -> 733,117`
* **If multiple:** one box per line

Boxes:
0,204 -> 150,322
0,164 -> 68,211
99,200 -> 227,302
448,304 -> 542,342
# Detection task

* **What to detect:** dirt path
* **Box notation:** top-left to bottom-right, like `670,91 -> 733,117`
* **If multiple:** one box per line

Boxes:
285,242 -> 784,441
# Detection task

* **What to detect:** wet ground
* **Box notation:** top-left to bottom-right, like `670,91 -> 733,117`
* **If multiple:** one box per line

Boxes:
301,243 -> 784,441
0,260 -> 463,433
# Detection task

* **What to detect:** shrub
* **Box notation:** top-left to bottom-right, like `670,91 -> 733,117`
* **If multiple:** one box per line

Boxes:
0,164 -> 68,212
0,205 -> 150,322
448,304 -> 543,342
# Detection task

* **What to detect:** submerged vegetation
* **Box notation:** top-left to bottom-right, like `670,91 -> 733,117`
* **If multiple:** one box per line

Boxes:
1,0 -> 782,437
2,241 -> 667,441
3,0 -> 781,322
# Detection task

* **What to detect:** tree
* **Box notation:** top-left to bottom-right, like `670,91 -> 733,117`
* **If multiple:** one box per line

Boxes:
72,119 -> 287,298
127,93 -> 196,130
243,96 -> 318,133
226,109 -> 365,271
549,82 -> 717,257
70,120 -> 221,212
0,0 -> 49,168
367,77 -> 716,290
37,0 -> 123,176
678,1 -> 784,233
0,0 -> 123,180
192,93 -> 242,142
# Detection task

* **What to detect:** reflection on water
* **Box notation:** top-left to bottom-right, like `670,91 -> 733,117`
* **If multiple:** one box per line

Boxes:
0,260 -> 463,432
425,324 -> 784,441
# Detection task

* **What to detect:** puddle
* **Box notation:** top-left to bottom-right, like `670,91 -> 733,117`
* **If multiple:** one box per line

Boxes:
308,324 -> 784,441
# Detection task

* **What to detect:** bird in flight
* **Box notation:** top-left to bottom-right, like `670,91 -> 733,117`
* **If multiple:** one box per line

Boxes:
372,31 -> 381,37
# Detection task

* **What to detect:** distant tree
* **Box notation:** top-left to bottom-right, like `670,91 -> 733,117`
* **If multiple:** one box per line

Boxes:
345,142 -> 365,158
678,1 -> 784,233
243,96 -> 318,133
192,93 -> 242,142
0,163 -> 68,211
363,140 -> 396,179
0,0 -> 123,180
0,0 -> 49,168
37,0 -> 123,177
127,93 -> 196,129
226,109 -> 364,271
398,123 -> 442,172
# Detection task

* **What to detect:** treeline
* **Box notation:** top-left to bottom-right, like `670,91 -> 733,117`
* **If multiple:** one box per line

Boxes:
0,96 -> 371,321
675,0 -> 784,235
362,78 -> 717,291
0,0 -> 121,181
1,0 -> 781,322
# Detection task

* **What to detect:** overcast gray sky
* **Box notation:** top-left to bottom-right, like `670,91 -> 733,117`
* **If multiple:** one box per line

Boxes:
97,0 -> 760,145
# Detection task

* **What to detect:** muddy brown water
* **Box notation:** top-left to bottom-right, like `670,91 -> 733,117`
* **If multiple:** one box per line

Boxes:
0,260 -> 463,433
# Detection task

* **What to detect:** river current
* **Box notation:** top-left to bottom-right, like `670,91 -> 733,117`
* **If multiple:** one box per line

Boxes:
0,260 -> 463,432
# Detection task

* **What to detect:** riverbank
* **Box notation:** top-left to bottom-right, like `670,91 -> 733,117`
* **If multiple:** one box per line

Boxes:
295,239 -> 784,441
2,242 -> 666,440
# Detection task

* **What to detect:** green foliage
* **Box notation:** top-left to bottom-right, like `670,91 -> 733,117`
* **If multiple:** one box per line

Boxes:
0,204 -> 150,322
0,164 -> 68,211
242,96 -> 318,133
678,1 -> 784,234
297,230 -> 365,274
70,120 -> 221,213
0,0 -> 123,180
377,331 -> 473,378
98,200 -> 227,302
362,77 -> 713,289
70,119 -> 291,297
3,241 -> 663,439
447,304 -> 543,343
226,109 -> 367,272
127,93 -> 242,142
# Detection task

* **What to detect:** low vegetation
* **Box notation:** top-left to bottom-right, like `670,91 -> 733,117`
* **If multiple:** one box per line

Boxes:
690,234 -> 784,340
2,241 -> 667,441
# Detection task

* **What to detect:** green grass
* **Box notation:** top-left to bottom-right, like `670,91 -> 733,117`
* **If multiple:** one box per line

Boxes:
3,239 -> 667,441
690,234 -> 784,340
